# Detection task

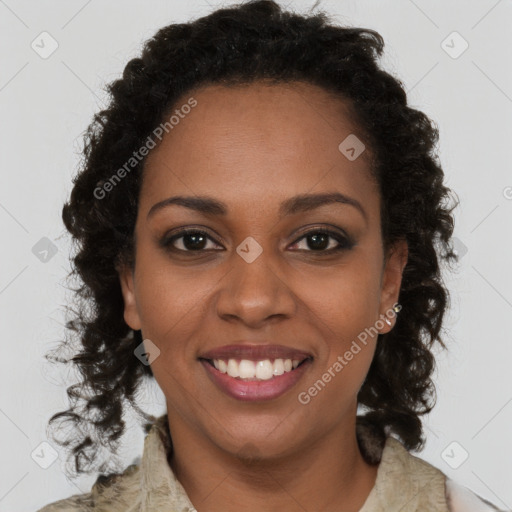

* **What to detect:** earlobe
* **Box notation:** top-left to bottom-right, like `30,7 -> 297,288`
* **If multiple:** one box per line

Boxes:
118,264 -> 142,331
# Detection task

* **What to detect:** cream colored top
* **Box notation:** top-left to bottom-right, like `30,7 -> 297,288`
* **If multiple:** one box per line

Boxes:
38,414 -> 505,512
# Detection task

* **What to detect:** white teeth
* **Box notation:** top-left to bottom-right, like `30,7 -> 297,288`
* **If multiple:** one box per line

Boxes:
273,358 -> 284,375
239,360 -> 256,379
255,359 -> 273,380
227,359 -> 239,378
212,357 -> 305,380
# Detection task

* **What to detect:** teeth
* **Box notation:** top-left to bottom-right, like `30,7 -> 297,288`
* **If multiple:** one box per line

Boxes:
212,358 -> 304,381
227,359 -> 239,378
255,360 -> 273,380
273,359 -> 284,376
239,360 -> 256,379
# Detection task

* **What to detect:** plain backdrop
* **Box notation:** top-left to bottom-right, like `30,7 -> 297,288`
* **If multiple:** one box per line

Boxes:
1,0 -> 511,510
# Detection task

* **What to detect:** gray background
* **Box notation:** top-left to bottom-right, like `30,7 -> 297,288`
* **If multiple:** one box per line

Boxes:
0,0 -> 511,510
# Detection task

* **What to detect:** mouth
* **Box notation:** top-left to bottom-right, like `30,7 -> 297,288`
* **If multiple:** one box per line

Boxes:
198,344 -> 313,401
199,356 -> 311,381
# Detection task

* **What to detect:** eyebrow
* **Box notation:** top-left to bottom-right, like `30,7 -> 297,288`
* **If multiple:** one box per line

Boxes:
147,192 -> 367,223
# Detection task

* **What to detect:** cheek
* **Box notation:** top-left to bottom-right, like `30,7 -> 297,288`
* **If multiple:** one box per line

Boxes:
133,264 -> 207,405
132,253 -> 212,363
293,253 -> 382,393
296,257 -> 382,339
298,276 -> 379,413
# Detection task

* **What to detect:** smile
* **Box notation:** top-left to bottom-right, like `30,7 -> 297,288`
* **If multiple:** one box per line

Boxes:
208,357 -> 306,381
198,343 -> 313,401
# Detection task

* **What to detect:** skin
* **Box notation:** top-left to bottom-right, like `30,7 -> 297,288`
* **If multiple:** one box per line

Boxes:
119,80 -> 408,512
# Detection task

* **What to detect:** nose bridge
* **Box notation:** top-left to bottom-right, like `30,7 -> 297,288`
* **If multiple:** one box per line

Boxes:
216,242 -> 295,325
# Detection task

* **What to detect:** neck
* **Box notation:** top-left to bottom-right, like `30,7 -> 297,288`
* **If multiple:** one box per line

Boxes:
166,411 -> 379,512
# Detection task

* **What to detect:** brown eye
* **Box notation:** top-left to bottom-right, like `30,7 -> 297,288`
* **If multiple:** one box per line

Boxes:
161,229 -> 223,252
289,229 -> 354,253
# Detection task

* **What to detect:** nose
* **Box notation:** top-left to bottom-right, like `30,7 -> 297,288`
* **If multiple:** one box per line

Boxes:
214,247 -> 297,328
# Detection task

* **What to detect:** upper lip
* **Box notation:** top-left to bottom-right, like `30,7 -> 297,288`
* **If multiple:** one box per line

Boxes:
199,344 -> 313,361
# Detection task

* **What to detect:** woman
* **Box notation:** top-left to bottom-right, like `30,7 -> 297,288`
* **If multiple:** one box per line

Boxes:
38,1 -> 505,511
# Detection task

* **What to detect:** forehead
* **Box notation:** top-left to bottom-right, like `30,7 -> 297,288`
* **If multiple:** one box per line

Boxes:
140,81 -> 379,219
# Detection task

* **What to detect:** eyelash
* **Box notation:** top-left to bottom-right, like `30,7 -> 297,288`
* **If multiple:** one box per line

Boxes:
160,227 -> 354,255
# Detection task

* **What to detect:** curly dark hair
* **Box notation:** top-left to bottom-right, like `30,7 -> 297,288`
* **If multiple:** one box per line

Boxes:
46,0 -> 459,477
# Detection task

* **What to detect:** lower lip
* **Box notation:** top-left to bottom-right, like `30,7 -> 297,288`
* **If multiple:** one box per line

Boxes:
200,359 -> 312,402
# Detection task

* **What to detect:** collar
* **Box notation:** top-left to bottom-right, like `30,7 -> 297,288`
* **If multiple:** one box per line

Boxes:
137,414 -> 447,512
138,414 -> 194,511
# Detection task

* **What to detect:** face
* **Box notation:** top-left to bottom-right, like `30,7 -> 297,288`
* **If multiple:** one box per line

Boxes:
119,81 -> 407,460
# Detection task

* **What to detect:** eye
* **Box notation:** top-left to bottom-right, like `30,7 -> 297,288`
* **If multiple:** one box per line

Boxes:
160,227 -> 354,255
160,229 -> 223,252
289,229 -> 354,253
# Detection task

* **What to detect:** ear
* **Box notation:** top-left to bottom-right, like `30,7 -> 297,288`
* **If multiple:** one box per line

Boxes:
378,238 -> 408,332
118,263 -> 142,331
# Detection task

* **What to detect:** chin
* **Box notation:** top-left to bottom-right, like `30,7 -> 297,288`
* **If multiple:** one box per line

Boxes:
207,415 -> 307,462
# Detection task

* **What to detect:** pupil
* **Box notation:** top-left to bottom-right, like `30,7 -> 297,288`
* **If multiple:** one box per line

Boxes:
184,233 -> 206,250
308,233 -> 328,250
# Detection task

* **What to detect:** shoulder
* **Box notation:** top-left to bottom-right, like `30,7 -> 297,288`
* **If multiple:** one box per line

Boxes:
36,463 -> 141,512
36,413 -> 182,512
445,477 -> 507,512
359,433 -> 507,512
385,438 -> 506,512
